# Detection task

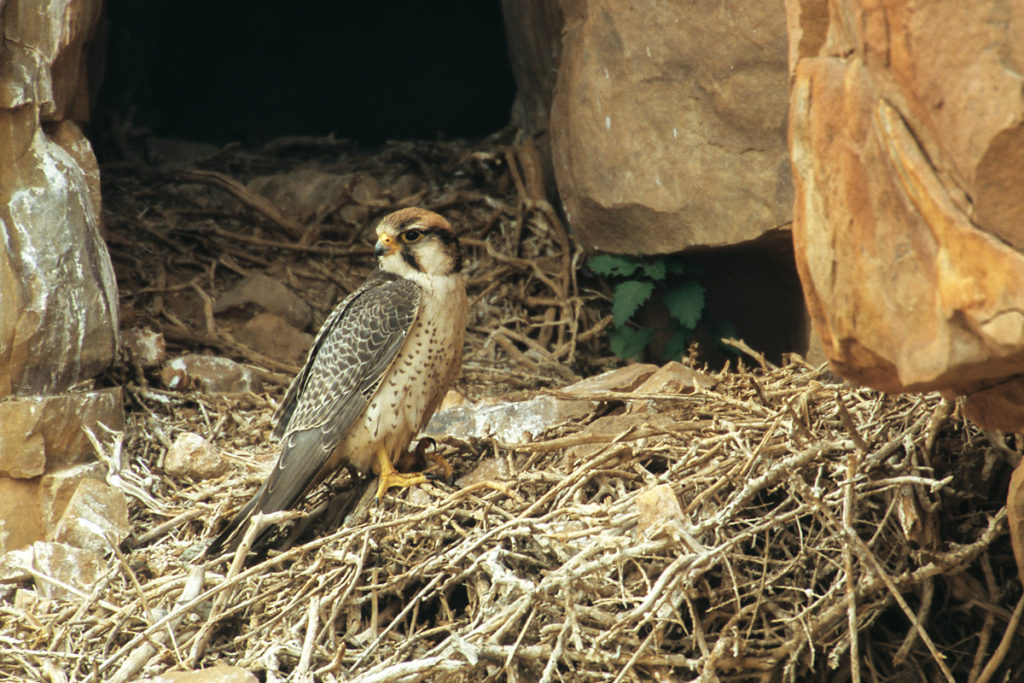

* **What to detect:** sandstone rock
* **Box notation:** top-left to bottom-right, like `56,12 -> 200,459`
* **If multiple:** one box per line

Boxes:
390,174 -> 428,202
439,389 -> 467,411
787,0 -> 1024,427
350,174 -> 382,204
248,168 -> 349,219
631,362 -> 713,396
501,0 -> 563,137
0,109 -> 119,396
559,363 -> 658,395
339,204 -> 370,226
164,431 -> 228,481
233,313 -> 313,366
122,328 -> 168,369
214,274 -> 313,330
958,379 -> 1024,434
0,388 -> 124,478
51,478 -> 130,554
0,478 -> 43,555
140,665 -> 259,683
0,0 -> 103,120
1,0 -> 112,396
635,484 -> 685,539
25,541 -> 102,601
548,0 -> 791,254
40,462 -> 106,536
13,588 -> 44,611
161,354 -> 266,394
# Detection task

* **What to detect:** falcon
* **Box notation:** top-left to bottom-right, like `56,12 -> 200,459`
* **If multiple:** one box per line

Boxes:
205,208 -> 467,556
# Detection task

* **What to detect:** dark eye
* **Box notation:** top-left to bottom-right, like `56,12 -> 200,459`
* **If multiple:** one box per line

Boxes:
401,229 -> 424,244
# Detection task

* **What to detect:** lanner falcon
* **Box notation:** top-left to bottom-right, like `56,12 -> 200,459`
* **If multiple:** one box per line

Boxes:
205,208 -> 467,556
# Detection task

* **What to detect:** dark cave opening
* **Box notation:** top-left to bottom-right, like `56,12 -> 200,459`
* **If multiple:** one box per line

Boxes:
95,0 -> 517,147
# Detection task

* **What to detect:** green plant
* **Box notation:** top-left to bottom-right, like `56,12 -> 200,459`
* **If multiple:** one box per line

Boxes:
588,253 -> 706,361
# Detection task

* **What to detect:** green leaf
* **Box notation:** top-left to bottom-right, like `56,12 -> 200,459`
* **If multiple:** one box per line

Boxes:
612,280 -> 655,327
588,254 -> 639,278
641,259 -> 667,281
661,329 -> 692,362
609,326 -> 654,360
664,280 -> 704,328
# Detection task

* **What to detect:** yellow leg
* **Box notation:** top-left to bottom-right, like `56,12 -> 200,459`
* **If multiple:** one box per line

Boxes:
374,443 -> 429,501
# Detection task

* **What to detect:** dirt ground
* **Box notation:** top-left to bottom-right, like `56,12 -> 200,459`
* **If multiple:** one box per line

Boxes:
1,130 -> 1021,681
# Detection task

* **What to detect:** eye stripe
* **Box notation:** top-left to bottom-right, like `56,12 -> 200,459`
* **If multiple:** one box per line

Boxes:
401,249 -> 421,272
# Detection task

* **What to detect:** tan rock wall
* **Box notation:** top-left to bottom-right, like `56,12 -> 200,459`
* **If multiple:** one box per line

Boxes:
1,0 -> 116,397
0,0 -> 124,552
548,0 -> 793,254
787,0 -> 1024,428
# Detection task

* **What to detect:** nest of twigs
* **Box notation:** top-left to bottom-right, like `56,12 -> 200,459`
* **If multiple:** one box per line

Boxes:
0,130 -> 1019,682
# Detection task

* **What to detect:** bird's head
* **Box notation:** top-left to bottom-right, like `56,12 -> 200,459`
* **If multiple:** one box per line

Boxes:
374,208 -> 463,277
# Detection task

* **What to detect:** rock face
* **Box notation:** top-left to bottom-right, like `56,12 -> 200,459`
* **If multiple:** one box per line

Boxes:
0,0 -> 117,397
0,389 -> 124,555
0,389 -> 125,479
545,0 -> 792,254
787,0 -> 1024,428
502,0 -> 563,138
0,0 -> 125,554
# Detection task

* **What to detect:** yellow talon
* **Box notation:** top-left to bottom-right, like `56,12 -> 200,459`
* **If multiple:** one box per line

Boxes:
374,444 -> 429,501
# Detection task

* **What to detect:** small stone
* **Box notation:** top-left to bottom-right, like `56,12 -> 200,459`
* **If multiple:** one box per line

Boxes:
405,486 -> 433,508
165,432 -> 227,481
391,174 -> 427,201
139,665 -> 259,683
14,588 -> 43,611
635,484 -> 685,539
233,313 -> 313,366
21,541 -> 102,602
560,364 -> 658,395
213,274 -> 313,330
51,478 -> 130,554
625,362 -> 715,415
0,546 -> 33,584
248,169 -> 350,219
438,389 -> 467,411
339,204 -> 369,226
161,354 -> 266,394
40,462 -> 106,537
350,175 -> 382,204
122,327 -> 167,368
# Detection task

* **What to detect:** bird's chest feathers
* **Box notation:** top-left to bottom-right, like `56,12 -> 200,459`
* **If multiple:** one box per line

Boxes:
363,276 -> 466,442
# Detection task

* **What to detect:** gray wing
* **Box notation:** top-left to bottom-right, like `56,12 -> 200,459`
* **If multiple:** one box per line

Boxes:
264,273 -> 421,507
204,272 -> 420,555
273,269 -> 402,437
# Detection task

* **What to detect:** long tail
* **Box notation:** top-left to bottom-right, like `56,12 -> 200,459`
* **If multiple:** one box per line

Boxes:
204,428 -> 333,557
202,482 -> 270,558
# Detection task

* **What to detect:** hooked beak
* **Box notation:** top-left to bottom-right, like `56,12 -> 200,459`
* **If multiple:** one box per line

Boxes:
374,234 -> 398,258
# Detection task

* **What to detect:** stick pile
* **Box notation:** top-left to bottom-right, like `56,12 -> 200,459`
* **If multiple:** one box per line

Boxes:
0,132 -> 1018,681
